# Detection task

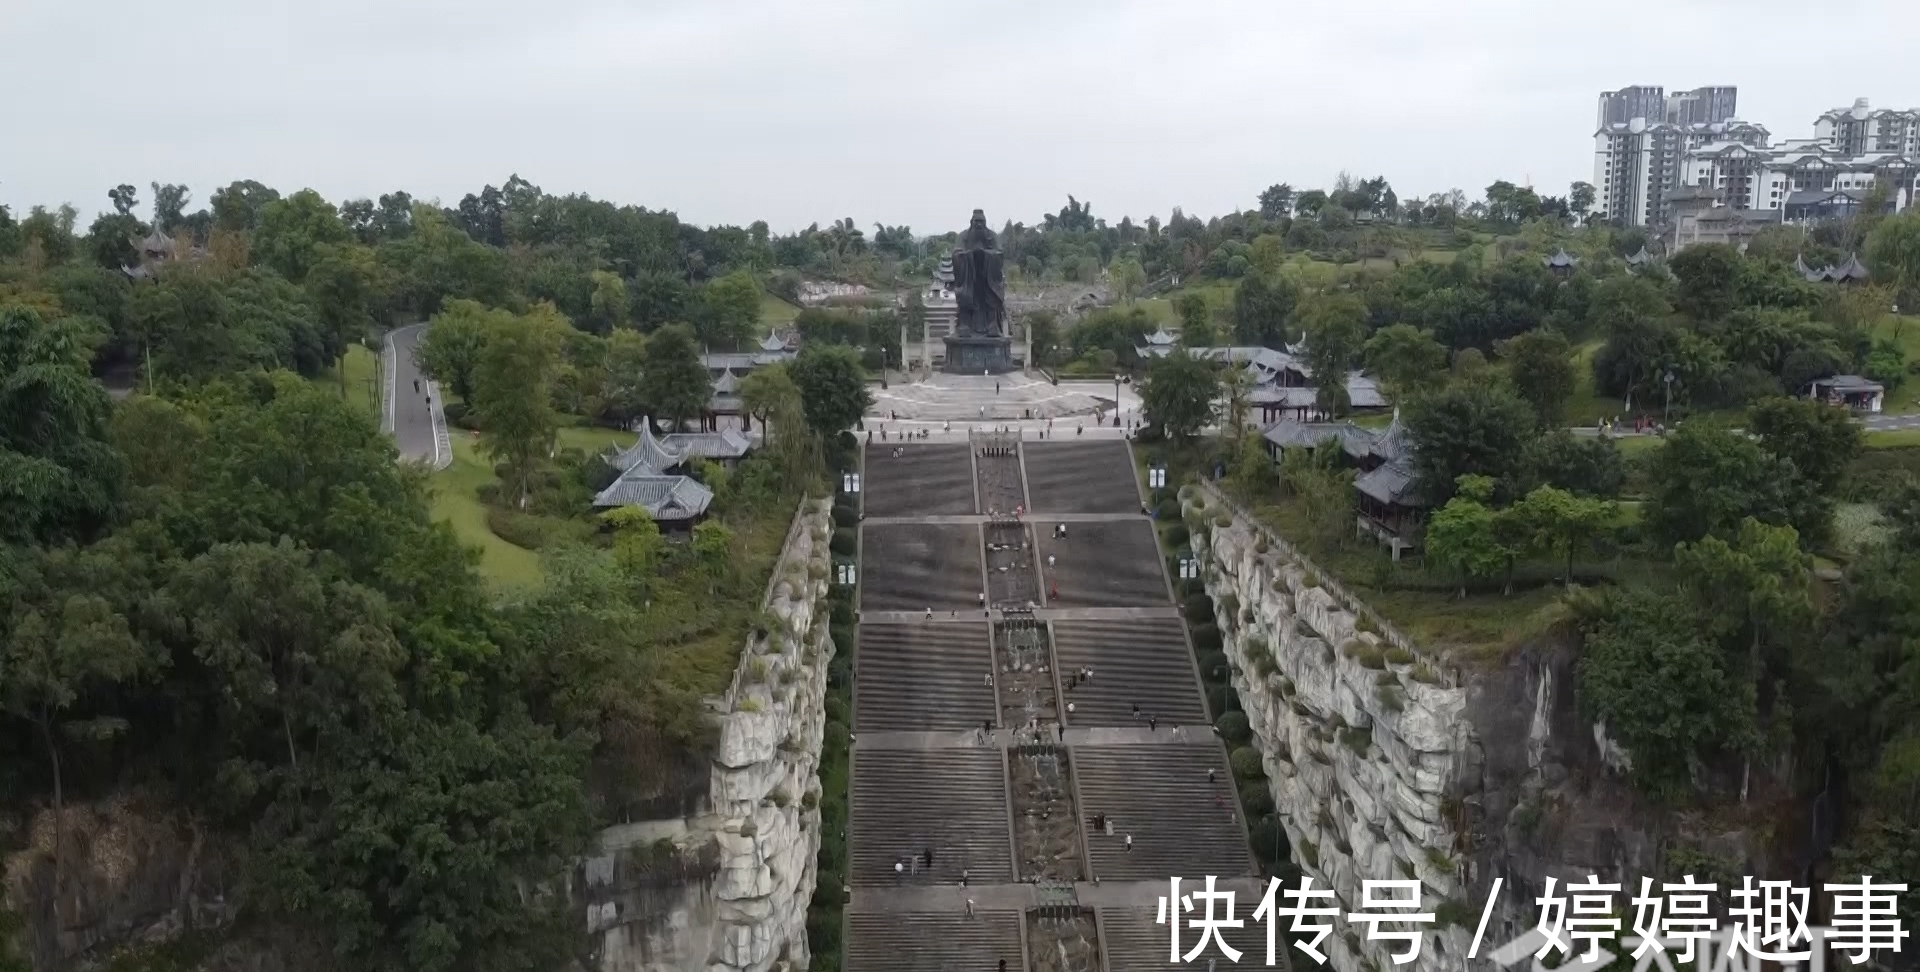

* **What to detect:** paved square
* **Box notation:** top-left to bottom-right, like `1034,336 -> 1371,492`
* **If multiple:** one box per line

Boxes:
863,443 -> 975,517
855,622 -> 995,732
851,748 -> 1013,887
1036,519 -> 1169,607
860,523 -> 983,612
1053,618 -> 1208,727
1024,440 -> 1142,514
1074,744 -> 1253,882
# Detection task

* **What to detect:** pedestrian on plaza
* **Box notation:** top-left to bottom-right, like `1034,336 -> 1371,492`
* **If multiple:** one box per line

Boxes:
894,860 -> 904,878
425,393 -> 431,408
984,672 -> 993,686
978,592 -> 986,606
966,898 -> 976,918
1149,715 -> 1158,732
1132,703 -> 1141,719
1066,702 -> 1075,715
926,607 -> 934,621
1056,724 -> 1065,741
924,848 -> 935,868
413,379 -> 420,393
997,959 -> 1005,972
1208,767 -> 1217,784
1125,834 -> 1133,852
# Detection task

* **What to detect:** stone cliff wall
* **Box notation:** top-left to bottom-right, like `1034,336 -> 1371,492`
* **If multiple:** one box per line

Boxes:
582,499 -> 837,972
1184,486 -> 1784,972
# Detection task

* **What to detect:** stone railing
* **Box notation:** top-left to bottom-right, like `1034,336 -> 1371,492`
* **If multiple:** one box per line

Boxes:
1192,482 -> 1458,687
720,495 -> 818,711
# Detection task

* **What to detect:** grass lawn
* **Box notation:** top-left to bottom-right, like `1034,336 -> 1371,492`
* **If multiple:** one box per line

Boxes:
1870,314 -> 1920,414
1564,339 -> 1621,427
557,423 -> 632,456
429,435 -> 544,592
309,343 -> 384,427
1865,427 -> 1920,448
761,292 -> 802,328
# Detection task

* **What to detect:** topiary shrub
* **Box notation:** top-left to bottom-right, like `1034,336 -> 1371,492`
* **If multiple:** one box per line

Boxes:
1190,623 -> 1222,651
830,528 -> 856,557
1230,746 -> 1265,779
1206,685 -> 1235,719
1241,787 -> 1275,818
1215,711 -> 1252,745
1249,815 -> 1288,866
832,504 -> 858,528
1197,649 -> 1229,682
1384,645 -> 1415,666
1183,594 -> 1215,623
1410,663 -> 1443,685
1156,498 -> 1182,520
1343,642 -> 1386,669
1164,523 -> 1190,549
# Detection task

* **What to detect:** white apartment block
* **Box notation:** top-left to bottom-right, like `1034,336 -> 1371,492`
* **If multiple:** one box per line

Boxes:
1595,89 -> 1920,232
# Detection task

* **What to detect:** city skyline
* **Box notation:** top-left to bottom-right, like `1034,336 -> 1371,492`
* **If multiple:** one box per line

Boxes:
4,0 -> 1917,234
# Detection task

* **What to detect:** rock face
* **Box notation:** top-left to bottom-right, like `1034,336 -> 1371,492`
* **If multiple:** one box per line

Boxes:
1183,486 -> 1789,972
582,499 -> 837,972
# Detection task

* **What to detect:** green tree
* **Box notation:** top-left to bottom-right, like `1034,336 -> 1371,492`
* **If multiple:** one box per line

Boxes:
1109,257 -> 1146,303
638,324 -> 710,430
1174,292 -> 1215,346
1258,183 -> 1295,219
1363,324 -> 1448,403
603,328 -> 649,426
416,299 -> 499,403
789,343 -> 872,436
1675,518 -> 1812,679
1669,243 -> 1742,321
603,505 -> 665,593
306,247 -> 381,383
473,305 -> 565,506
1495,328 -> 1576,427
1297,292 -> 1367,416
1424,475 -> 1508,597
1232,273 -> 1299,347
1024,309 -> 1059,366
1643,423 -> 1797,547
738,364 -> 803,445
1404,380 -> 1537,501
1865,207 -> 1920,309
210,179 -> 282,233
1747,395 -> 1861,496
701,270 -> 762,350
255,189 -> 351,282
692,520 -> 734,583
1576,590 -> 1758,799
1141,347 -> 1216,442
1509,485 -> 1617,585
1521,431 -> 1624,498
0,305 -> 125,544
589,270 -> 630,333
85,212 -> 142,270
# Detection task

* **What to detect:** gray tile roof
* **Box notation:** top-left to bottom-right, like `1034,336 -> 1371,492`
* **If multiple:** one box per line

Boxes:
591,475 -> 714,520
606,423 -> 685,476
1355,461 -> 1425,508
1262,420 -> 1377,461
663,429 -> 752,460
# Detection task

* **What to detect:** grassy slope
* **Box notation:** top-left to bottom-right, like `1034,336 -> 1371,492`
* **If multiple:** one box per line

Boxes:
309,344 -> 384,427
429,435 -> 544,590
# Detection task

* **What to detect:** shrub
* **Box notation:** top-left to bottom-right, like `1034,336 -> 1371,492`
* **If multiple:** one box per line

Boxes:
770,788 -> 792,808
1298,839 -> 1318,868
1183,594 -> 1216,623
1376,686 -> 1404,713
1230,746 -> 1265,779
1196,650 -> 1229,683
1214,515 -> 1232,529
1384,646 -> 1415,666
1302,572 -> 1321,589
1249,815 -> 1288,865
1343,642 -> 1386,669
1241,787 -> 1275,817
1163,523 -> 1190,549
801,791 -> 819,810
830,528 -> 856,557
1215,711 -> 1252,745
748,657 -> 771,683
1206,685 -> 1235,719
1156,498 -> 1182,520
1410,663 -> 1443,685
485,508 -> 589,550
1435,898 -> 1473,929
1339,727 -> 1372,755
1254,536 -> 1269,554
831,503 -> 858,528
739,821 -> 758,837
737,697 -> 763,713
1355,614 -> 1379,635
825,696 -> 850,725
1423,846 -> 1454,872
1190,623 -> 1222,651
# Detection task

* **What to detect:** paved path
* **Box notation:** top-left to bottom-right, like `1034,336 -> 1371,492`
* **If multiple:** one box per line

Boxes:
384,323 -> 450,470
1865,412 -> 1920,431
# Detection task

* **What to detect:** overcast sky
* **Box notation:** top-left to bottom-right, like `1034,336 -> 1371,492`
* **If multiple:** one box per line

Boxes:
4,0 -> 1915,236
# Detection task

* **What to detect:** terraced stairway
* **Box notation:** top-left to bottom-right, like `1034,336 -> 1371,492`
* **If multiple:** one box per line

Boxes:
995,617 -> 1059,727
846,912 -> 1025,972
1009,745 -> 1085,882
1102,905 -> 1284,972
1052,618 -> 1209,728
1028,906 -> 1101,972
851,748 -> 1014,887
1074,744 -> 1254,882
986,520 -> 1041,607
856,622 -> 996,731
974,429 -> 1028,515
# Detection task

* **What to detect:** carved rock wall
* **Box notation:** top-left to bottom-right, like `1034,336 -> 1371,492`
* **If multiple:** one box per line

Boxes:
582,499 -> 836,972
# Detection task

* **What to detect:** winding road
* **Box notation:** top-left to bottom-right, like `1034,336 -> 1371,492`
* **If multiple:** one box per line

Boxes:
384,323 -> 451,470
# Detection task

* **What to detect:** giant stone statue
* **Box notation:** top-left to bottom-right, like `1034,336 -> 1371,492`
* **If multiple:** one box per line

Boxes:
943,208 -> 1015,373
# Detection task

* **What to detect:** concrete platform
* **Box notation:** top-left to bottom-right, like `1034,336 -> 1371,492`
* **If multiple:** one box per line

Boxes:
863,442 -> 976,517
860,523 -> 984,612
1036,519 -> 1170,608
871,373 -> 1112,421
1024,440 -> 1143,514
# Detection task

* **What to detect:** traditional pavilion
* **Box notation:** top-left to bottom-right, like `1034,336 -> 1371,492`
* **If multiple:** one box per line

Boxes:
1624,246 -> 1658,271
1135,338 -> 1386,422
1258,409 -> 1431,559
1543,249 -> 1581,278
592,421 -> 753,526
1795,253 -> 1872,284
1809,374 -> 1886,413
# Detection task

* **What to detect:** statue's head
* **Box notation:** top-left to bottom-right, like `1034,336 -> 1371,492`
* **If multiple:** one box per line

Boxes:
970,209 -> 986,228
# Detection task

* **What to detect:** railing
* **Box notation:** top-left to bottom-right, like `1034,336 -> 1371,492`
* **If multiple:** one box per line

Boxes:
1194,482 -> 1457,688
719,494 -> 819,710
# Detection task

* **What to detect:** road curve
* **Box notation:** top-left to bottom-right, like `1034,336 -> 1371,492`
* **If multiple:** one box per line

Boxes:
385,323 -> 450,469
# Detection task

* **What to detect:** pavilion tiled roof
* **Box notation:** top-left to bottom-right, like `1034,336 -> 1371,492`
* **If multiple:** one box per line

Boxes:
591,475 -> 714,520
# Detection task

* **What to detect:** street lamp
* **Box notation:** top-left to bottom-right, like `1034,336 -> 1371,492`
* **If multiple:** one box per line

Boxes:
1114,374 -> 1123,427
1178,557 -> 1198,580
841,471 -> 862,495
1662,368 -> 1676,425
1148,464 -> 1166,491
836,563 -> 857,586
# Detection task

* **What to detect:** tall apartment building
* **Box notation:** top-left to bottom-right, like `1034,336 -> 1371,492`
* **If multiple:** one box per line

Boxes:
1593,85 -> 1751,227
1678,99 -> 1920,228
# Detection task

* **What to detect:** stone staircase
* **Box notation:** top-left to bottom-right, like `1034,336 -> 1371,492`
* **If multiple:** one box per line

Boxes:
985,521 -> 1041,608
857,622 -> 996,731
846,912 -> 1025,972
1102,905 -> 1288,972
1052,618 -> 1209,728
1073,744 -> 1254,882
851,748 -> 1013,887
863,442 -> 977,517
973,430 -> 1028,515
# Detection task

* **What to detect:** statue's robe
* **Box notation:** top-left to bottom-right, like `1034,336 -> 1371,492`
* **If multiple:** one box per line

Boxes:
951,244 -> 1006,337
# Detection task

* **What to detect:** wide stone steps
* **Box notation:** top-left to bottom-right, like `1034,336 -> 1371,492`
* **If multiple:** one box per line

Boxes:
1024,440 -> 1143,514
857,622 -> 995,731
1074,744 -> 1254,882
845,912 -> 1025,972
863,442 -> 977,517
1102,905 -> 1287,972
851,748 -> 1013,887
860,523 -> 984,612
1052,619 -> 1209,728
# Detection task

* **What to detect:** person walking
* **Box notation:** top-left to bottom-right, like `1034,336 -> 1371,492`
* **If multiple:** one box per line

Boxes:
1125,834 -> 1133,852
413,378 -> 420,394
1148,715 -> 1158,732
963,869 -> 971,887
966,898 -> 976,918
1066,702 -> 1075,716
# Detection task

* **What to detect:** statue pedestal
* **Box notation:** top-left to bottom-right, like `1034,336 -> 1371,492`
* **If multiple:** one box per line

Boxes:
943,335 -> 1014,375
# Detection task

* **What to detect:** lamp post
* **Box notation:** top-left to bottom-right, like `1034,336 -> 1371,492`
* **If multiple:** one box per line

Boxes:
1114,374 -> 1123,427
1662,368 -> 1676,425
